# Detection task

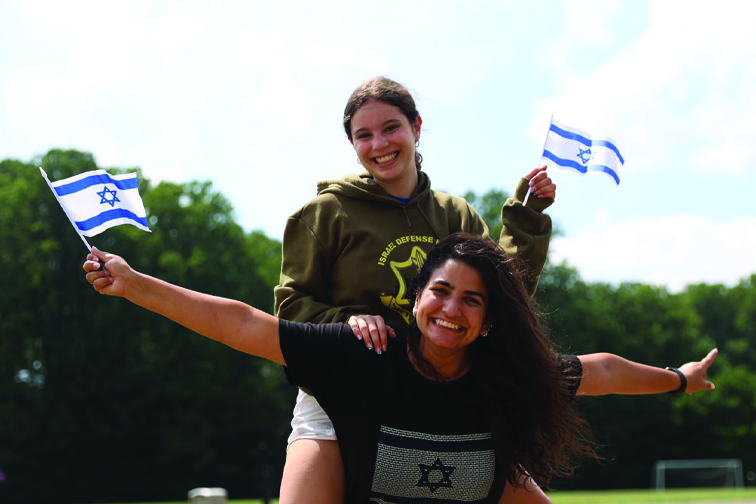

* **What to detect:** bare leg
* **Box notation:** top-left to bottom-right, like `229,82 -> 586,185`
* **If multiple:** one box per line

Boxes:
279,439 -> 345,504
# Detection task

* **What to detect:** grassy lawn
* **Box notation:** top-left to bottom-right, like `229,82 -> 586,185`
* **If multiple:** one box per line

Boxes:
101,488 -> 756,504
549,487 -> 756,503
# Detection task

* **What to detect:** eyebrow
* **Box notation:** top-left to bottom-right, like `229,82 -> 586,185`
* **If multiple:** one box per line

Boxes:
430,280 -> 486,301
352,118 -> 402,136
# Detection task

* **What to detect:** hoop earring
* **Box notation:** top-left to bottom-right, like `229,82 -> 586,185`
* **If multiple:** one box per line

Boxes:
357,158 -> 362,165
415,140 -> 420,148
480,327 -> 490,337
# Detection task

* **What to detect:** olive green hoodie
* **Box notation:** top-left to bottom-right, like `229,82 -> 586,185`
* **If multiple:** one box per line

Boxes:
274,171 -> 552,328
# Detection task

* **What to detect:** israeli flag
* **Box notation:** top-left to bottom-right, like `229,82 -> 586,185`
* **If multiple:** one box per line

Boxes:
41,168 -> 150,237
542,118 -> 625,185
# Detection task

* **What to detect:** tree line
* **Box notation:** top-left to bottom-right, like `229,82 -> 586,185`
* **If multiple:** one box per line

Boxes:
1,150 -> 754,503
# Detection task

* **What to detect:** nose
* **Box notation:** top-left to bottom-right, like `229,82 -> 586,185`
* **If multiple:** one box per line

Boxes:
442,297 -> 462,317
371,133 -> 389,151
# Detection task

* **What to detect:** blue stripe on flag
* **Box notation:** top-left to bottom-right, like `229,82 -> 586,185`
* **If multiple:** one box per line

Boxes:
543,150 -> 620,185
75,208 -> 149,232
55,174 -> 139,196
550,123 -> 625,165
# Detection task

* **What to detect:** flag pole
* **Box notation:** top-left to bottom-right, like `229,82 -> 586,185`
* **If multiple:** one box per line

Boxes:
39,167 -> 93,252
523,113 -> 553,207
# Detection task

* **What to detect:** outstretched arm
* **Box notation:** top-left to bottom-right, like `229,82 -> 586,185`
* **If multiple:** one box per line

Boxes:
84,248 -> 285,365
577,349 -> 718,396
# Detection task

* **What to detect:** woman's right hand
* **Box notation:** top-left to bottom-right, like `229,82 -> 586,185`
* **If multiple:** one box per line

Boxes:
347,315 -> 396,355
524,165 -> 556,200
83,247 -> 133,298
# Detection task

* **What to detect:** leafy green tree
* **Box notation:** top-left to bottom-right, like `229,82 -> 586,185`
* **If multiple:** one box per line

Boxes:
0,150 -> 287,503
538,266 -> 755,490
463,188 -> 508,239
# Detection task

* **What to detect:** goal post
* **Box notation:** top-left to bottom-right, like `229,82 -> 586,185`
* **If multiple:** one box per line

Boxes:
653,459 -> 744,489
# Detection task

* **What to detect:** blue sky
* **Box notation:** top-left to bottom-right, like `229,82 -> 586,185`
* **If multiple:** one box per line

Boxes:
2,0 -> 755,291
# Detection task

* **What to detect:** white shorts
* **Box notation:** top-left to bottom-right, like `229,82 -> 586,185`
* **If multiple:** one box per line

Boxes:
287,389 -> 337,447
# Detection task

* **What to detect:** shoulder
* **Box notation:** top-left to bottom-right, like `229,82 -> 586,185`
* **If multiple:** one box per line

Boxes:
426,189 -> 484,231
280,319 -> 351,344
429,189 -> 469,208
279,321 -> 351,373
283,192 -> 350,248
279,320 -> 385,391
428,189 -> 479,216
290,192 -> 347,221
290,173 -> 390,223
280,321 -> 384,361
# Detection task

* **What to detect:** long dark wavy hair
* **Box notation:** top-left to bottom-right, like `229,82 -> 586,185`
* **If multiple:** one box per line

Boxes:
407,233 -> 597,488
343,76 -> 423,170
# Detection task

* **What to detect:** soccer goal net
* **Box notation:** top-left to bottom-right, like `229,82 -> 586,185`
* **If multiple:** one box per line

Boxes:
653,459 -> 744,489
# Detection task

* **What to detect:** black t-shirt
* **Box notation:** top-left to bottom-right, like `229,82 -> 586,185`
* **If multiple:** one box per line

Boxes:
279,320 -> 581,504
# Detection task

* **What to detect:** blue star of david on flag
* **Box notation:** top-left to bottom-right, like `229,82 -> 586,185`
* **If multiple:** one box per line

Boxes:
541,118 -> 625,185
97,186 -> 121,207
40,168 -> 151,237
576,147 -> 593,165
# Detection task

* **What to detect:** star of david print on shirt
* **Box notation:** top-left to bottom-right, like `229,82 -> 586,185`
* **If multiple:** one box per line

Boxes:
380,246 -> 427,325
369,426 -> 495,503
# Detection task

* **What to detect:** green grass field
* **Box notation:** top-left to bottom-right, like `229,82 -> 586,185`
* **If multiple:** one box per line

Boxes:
103,488 -> 756,504
549,488 -> 756,503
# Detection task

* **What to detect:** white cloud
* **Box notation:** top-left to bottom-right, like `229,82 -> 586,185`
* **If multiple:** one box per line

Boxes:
551,214 -> 756,291
531,0 -> 756,175
563,0 -> 622,47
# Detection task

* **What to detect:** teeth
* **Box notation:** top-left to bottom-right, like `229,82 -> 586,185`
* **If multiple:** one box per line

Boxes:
375,152 -> 398,163
434,319 -> 462,330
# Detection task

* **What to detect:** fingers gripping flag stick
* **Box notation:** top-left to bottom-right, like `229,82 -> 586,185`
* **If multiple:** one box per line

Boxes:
542,118 -> 625,184
40,168 -> 151,251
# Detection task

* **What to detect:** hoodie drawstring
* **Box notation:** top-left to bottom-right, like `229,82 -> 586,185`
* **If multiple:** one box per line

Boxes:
402,207 -> 412,228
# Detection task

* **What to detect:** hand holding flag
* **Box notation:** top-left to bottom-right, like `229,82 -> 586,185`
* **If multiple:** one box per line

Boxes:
525,165 -> 556,200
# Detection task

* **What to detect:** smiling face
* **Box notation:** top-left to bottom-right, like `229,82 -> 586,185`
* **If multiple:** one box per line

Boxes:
413,258 -> 489,361
349,99 -> 422,198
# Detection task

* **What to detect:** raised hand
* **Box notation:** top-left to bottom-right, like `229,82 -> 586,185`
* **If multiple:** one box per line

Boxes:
679,348 -> 718,394
524,165 -> 556,200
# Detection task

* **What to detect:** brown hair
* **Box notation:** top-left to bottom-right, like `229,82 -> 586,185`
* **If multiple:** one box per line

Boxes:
343,77 -> 423,170
408,233 -> 598,488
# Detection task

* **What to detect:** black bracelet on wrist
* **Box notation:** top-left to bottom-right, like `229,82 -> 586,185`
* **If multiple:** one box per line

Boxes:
665,367 -> 687,394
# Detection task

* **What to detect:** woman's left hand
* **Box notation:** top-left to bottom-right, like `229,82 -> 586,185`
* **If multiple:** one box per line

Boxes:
524,165 -> 556,200
679,348 -> 718,394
